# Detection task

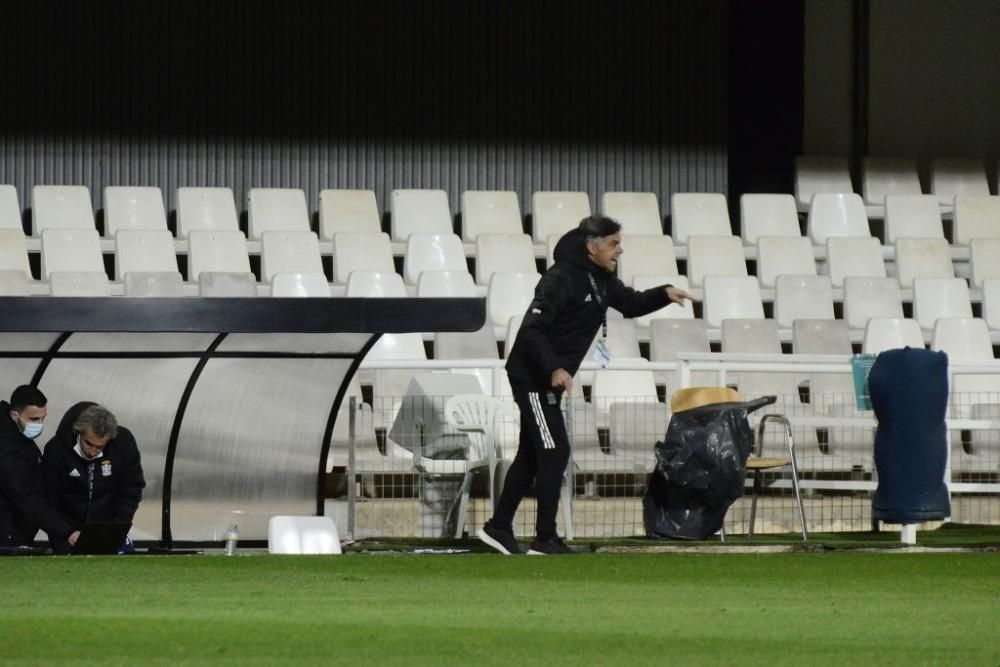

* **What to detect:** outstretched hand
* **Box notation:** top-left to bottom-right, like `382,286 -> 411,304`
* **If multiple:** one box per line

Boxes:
666,286 -> 697,304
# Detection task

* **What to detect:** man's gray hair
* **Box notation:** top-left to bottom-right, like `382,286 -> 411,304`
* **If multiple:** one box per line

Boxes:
73,404 -> 119,439
578,215 -> 622,243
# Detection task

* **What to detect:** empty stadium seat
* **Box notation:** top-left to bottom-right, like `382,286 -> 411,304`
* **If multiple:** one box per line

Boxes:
0,185 -> 22,232
703,276 -> 764,328
631,275 -> 693,326
531,191 -> 591,243
842,277 -> 905,330
862,317 -> 924,353
390,189 -> 452,241
601,192 -> 663,236
270,272 -> 331,297
103,186 -> 169,236
740,193 -> 800,244
260,231 -> 324,282
403,232 -> 467,285
670,192 -> 731,243
32,185 -> 95,235
460,190 -> 522,241
615,235 -> 678,287
318,189 -> 382,239
331,231 -> 395,284
983,280 -> 1000,330
756,235 -> 817,288
930,158 -> 990,210
114,229 -> 179,280
686,235 -> 747,288
862,157 -> 922,215
773,275 -> 835,328
931,317 -> 993,360
187,230 -> 251,281
247,188 -> 311,239
884,194 -> 945,242
49,271 -> 110,296
792,319 -> 852,354
648,318 -> 714,389
721,318 -> 782,354
40,228 -> 104,279
826,236 -> 887,287
503,315 -> 524,354
595,318 -> 643,361
794,156 -> 853,212
124,272 -> 185,297
953,195 -> 1000,245
345,270 -> 407,297
912,277 -> 973,330
968,238 -> 1000,288
198,272 -> 258,297
474,233 -> 536,285
894,237 -> 954,288
486,271 -> 539,328
806,193 -> 870,244
416,270 -> 477,297
434,325 -> 499,360
0,270 -> 29,296
176,187 -> 240,237
0,229 -> 31,277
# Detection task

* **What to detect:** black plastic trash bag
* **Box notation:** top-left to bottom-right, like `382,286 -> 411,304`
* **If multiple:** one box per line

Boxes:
643,394 -> 776,540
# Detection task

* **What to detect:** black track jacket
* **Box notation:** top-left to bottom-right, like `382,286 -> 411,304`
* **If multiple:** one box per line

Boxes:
0,401 -> 50,546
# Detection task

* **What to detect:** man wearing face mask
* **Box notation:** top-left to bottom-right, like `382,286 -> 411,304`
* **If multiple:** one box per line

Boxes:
0,385 -> 51,548
41,402 -> 145,554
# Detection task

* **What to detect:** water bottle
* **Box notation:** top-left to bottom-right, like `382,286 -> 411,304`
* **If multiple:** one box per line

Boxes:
224,524 -> 239,556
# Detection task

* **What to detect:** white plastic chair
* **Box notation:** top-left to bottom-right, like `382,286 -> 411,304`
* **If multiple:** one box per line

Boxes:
773,275 -> 834,328
270,272 -> 331,297
862,157 -> 922,215
806,193 -> 870,245
740,193 -> 800,244
862,318 -> 924,353
721,318 -> 782,354
702,276 -> 764,328
756,235 -> 816,288
486,271 -> 540,328
31,185 -> 95,235
884,194 -> 945,243
615,235 -> 678,287
198,272 -> 258,297
931,317 -> 993,360
434,326 -> 499,360
503,315 -> 524,354
475,233 -> 536,286
49,271 -> 110,296
953,195 -> 1000,246
319,189 -> 381,239
40,228 -> 104,279
247,188 -> 311,239
267,515 -> 342,555
461,191 -> 522,241
631,275 -> 693,326
670,192 -> 731,243
0,185 -> 22,231
114,229 -> 179,280
984,280 -> 1000,330
0,270 -> 29,295
795,156 -> 853,212
894,237 -> 954,288
331,231 -> 394,284
0,229 -> 31,277
103,186 -> 168,236
345,270 -> 407,297
176,187 -> 240,237
826,236 -> 886,287
416,270 -> 477,297
930,158 -> 990,210
792,319 -> 852,354
686,235 -> 747,287
390,189 -> 452,241
403,232 -> 467,285
531,191 -> 591,243
124,272 -> 185,297
601,192 -> 663,236
260,231 -> 323,282
187,230 -> 251,281
649,319 -> 710,360
842,277 -> 904,329
912,277 -> 973,330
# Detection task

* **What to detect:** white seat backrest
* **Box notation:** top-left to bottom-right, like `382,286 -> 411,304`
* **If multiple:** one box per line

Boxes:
884,194 -> 944,242
247,188 -> 311,239
795,156 -> 853,210
345,270 -> 407,297
390,189 -> 452,241
807,192 -> 870,244
403,232 -> 467,285
0,229 -> 31,276
319,189 -> 381,239
40,228 -> 103,278
260,230 -> 323,281
49,271 -> 110,297
176,187 -> 239,237
594,318 -> 641,360
32,186 -> 94,234
198,272 -> 258,297
843,277 -> 904,329
434,325 -> 499,360
756,235 -> 816,288
366,332 -> 427,361
894,237 -> 954,288
103,186 -> 168,236
0,185 -> 21,231
616,235 -> 678,286
475,233 -> 536,285
862,157 -> 922,207
953,195 -> 1000,245
862,317 -> 924,353
187,230 -> 251,280
740,193 -> 800,244
0,270 -> 29,296
504,315 -> 524,353
721,318 -> 782,353
123,272 -> 185,297
930,317 -> 993,360
461,191 -> 522,241
703,275 -> 764,328
792,319 -> 852,354
981,279 -> 1000,331
931,158 -> 990,207
270,272 -> 331,297
592,369 -> 659,404
416,270 -> 477,297
687,235 -> 746,287
649,319 -> 710,361
487,271 -> 540,328
670,193 -> 731,243
267,515 -> 342,555
331,231 -> 394,283
531,191 -> 591,243
631,275 -> 693,324
912,277 -> 973,330
774,275 -> 834,328
114,229 -> 179,280
826,236 -> 886,287
602,192 -> 663,236
969,238 -> 1000,288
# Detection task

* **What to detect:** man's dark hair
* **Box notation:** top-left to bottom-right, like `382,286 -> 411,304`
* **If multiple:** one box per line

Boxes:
10,385 -> 47,412
578,215 -> 621,242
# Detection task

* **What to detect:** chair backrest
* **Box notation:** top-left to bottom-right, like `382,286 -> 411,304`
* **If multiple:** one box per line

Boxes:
930,158 -> 990,207
687,235 -> 747,287
260,230 -> 323,281
740,193 -> 800,244
591,369 -> 659,405
486,271 -> 540,328
894,237 -> 953,288
461,190 -> 522,241
114,229 -> 178,279
721,318 -> 781,353
795,156 -> 853,211
198,272 -> 258,297
598,318 -> 642,359
531,191 -> 591,243
912,277 -> 973,330
631,275 -> 694,325
862,157 -> 921,208
703,275 -> 764,328
616,235 -> 678,286
649,319 -> 710,361
826,236 -> 886,287
670,192 -> 731,243
504,315 -> 524,353
792,319 -> 852,354
319,189 -> 381,239
270,271 -> 331,297
40,228 -> 103,278
862,317 -> 924,353
331,231 -> 394,283
247,188 -> 311,239
365,332 -> 427,361
49,271 -> 110,296
884,194 -> 944,242
969,238 -> 1000,288
953,195 -> 1000,246
32,185 -> 95,235
187,230 -> 251,280
607,401 -> 668,453
403,232 -> 467,285
601,192 -> 663,236
981,279 -> 1000,331
806,192 -> 870,244
390,189 -> 452,241
416,270 -> 477,297
0,185 -> 22,232
0,229 -> 31,276
434,325 -> 499,360
176,187 -> 240,237
267,515 -> 342,555
345,270 -> 407,297
103,186 -> 168,236
774,275 -> 835,328
444,394 -> 515,461
124,271 -> 185,297
0,269 -> 29,295
475,233 -> 536,285
756,235 -> 816,288
930,317 -> 993,360
842,277 -> 904,329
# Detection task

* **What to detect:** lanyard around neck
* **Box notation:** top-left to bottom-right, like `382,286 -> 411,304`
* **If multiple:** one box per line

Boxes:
587,273 -> 608,339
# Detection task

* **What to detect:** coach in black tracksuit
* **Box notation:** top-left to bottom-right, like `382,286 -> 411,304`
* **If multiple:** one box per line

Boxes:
0,386 -> 52,547
478,215 -> 693,555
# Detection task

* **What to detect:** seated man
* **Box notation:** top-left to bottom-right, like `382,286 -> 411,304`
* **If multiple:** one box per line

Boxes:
0,385 -> 50,548
42,402 -> 145,553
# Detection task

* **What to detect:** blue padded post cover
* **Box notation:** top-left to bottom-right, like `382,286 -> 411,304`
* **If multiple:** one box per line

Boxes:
869,347 -> 951,522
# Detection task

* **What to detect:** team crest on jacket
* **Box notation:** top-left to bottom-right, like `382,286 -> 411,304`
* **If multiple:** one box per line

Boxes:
584,294 -> 593,303
101,460 -> 112,477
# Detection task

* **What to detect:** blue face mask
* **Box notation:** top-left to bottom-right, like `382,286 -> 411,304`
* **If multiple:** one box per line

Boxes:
22,421 -> 43,440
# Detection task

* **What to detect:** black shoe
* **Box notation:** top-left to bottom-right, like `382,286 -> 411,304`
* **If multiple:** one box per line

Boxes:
478,520 -> 522,555
527,537 -> 575,555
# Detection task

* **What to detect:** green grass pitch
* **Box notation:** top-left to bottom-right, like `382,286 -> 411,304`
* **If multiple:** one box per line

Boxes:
1,551 -> 998,666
